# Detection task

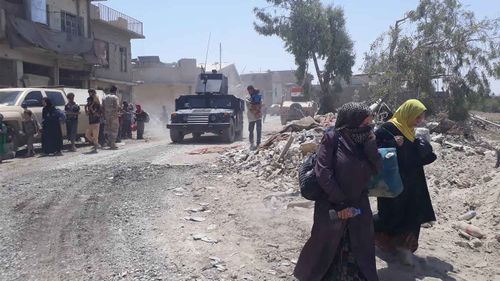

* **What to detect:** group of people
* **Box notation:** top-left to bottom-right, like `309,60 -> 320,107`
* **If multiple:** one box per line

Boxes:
117,101 -> 150,141
294,99 -> 436,281
0,86 -> 150,160
83,87 -> 149,153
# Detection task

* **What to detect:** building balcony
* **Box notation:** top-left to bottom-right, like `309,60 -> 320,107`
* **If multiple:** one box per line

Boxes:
90,3 -> 144,39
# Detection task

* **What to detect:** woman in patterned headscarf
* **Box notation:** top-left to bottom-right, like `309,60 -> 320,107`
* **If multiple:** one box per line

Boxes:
294,102 -> 383,281
373,99 -> 437,266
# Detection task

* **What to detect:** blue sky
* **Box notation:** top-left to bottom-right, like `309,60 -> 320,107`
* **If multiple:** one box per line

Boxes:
104,0 -> 499,94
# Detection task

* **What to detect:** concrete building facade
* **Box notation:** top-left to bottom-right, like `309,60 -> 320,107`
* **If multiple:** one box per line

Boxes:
0,0 -> 94,88
89,2 -> 144,101
132,57 -> 199,118
240,70 -> 298,105
0,0 -> 144,101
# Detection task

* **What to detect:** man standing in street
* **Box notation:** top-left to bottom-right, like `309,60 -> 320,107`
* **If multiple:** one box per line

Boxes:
85,91 -> 101,153
65,92 -> 80,152
120,102 -> 133,139
135,105 -> 149,140
102,86 -> 120,150
246,85 -> 263,150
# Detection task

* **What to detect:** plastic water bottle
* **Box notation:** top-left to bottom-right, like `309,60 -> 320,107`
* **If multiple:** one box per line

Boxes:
329,208 -> 362,221
458,210 -> 477,221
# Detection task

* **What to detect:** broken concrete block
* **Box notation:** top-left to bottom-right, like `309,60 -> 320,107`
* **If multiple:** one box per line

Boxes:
300,142 -> 318,155
431,134 -> 445,143
471,238 -> 483,248
455,241 -> 472,248
483,176 -> 493,183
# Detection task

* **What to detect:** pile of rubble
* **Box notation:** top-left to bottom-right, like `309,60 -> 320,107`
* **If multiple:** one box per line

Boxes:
219,115 -> 335,185
426,115 -> 500,167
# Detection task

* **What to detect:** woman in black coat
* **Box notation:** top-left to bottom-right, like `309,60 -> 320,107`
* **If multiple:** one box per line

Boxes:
41,97 -> 63,155
373,99 -> 437,265
294,102 -> 382,281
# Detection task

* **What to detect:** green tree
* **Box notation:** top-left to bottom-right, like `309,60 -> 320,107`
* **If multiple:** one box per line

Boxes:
364,0 -> 500,120
254,0 -> 355,114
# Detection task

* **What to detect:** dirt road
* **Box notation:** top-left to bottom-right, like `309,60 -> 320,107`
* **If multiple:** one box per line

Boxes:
0,117 -> 287,281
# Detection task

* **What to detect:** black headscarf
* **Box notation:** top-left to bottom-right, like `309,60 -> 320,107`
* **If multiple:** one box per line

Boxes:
335,102 -> 373,144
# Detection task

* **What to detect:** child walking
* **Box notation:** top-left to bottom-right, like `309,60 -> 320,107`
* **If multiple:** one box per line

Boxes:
22,109 -> 39,157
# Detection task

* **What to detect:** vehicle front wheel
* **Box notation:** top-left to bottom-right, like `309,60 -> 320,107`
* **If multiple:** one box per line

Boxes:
170,129 -> 184,143
222,120 -> 235,143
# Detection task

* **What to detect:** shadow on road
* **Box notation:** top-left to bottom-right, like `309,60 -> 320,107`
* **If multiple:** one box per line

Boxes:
376,250 -> 457,281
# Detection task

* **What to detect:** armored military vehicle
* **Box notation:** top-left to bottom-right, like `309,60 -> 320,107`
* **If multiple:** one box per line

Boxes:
167,71 -> 245,143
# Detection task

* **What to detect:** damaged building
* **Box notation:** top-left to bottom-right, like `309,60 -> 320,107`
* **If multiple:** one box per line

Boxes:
0,0 -> 144,100
240,70 -> 298,106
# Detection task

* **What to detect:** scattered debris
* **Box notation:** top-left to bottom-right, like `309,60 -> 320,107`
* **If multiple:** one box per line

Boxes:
443,141 -> 465,151
287,201 -> 314,209
280,116 -> 319,133
192,234 -> 218,244
474,261 -> 488,268
202,257 -> 227,272
184,216 -> 206,222
453,222 -> 485,239
471,114 -> 500,130
185,206 -> 209,213
459,230 -> 473,240
266,243 -> 280,249
278,134 -> 295,161
188,145 -> 242,155
471,238 -> 483,248
299,142 -> 318,155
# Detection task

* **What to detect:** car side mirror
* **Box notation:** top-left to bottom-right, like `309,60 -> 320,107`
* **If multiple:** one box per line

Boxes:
22,99 -> 41,107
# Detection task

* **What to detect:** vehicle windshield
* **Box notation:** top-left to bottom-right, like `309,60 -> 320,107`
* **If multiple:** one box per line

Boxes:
0,91 -> 21,106
209,97 -> 233,109
180,97 -> 207,109
177,96 -> 234,109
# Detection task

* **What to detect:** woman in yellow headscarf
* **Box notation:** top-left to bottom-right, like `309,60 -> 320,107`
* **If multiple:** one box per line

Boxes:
390,99 -> 427,142
373,99 -> 437,266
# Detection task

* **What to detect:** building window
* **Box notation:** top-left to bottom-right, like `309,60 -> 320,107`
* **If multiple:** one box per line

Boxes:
119,47 -> 128,72
46,5 -> 50,26
29,0 -> 47,24
61,11 -> 83,37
